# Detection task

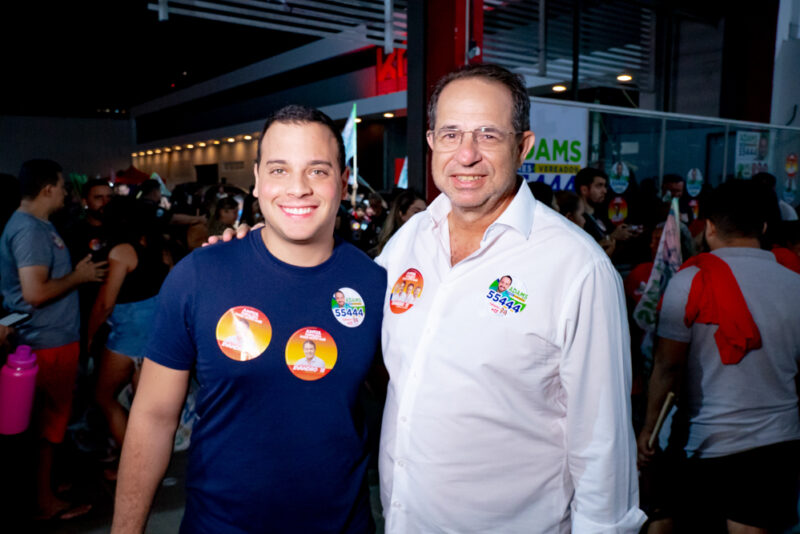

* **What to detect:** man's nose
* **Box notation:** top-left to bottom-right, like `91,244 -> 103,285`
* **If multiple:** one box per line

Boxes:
286,173 -> 313,195
454,132 -> 481,165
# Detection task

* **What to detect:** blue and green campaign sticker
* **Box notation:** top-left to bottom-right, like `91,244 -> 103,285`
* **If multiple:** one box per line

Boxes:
330,287 -> 366,328
486,275 -> 528,316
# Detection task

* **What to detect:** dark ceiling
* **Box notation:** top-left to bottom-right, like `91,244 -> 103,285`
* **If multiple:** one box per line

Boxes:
1,0 -> 316,118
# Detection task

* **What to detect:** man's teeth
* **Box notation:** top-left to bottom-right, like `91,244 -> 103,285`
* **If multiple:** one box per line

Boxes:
456,176 -> 481,182
284,207 -> 313,214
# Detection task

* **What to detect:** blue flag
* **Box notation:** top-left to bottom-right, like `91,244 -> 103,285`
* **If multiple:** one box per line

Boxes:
397,157 -> 408,189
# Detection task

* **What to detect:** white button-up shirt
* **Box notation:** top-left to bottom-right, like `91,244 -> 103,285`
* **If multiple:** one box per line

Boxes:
376,184 -> 646,533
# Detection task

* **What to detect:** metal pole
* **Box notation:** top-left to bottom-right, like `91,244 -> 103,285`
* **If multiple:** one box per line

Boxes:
538,0 -> 547,77
384,0 -> 394,54
721,124 -> 729,183
658,117 -> 666,188
571,0 -> 580,100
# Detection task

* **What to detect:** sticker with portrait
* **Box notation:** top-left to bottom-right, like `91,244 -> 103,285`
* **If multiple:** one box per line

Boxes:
330,287 -> 366,328
686,168 -> 703,198
608,161 -> 630,194
486,275 -> 528,316
285,327 -> 337,381
390,268 -> 424,314
608,196 -> 628,224
216,306 -> 272,362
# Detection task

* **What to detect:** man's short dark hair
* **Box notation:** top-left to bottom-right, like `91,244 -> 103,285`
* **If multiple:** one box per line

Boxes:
83,178 -> 111,198
704,180 -> 770,239
18,159 -> 62,199
257,105 -> 346,173
428,64 -> 530,133
752,172 -> 777,189
138,179 -> 162,199
574,167 -> 607,193
500,275 -> 512,283
662,174 -> 684,186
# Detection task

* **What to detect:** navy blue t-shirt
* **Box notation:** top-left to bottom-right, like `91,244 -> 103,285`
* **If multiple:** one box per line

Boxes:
146,232 -> 386,534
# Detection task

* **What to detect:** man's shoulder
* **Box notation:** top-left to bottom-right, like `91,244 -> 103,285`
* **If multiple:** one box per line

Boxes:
3,211 -> 48,238
335,239 -> 385,275
531,204 -> 609,266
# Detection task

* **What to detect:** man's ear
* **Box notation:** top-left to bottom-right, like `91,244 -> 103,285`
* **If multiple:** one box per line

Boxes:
341,168 -> 350,200
517,131 -> 536,166
704,219 -> 716,239
252,162 -> 260,198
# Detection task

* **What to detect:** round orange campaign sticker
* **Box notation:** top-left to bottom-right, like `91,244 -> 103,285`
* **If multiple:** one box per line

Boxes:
215,306 -> 272,362
285,327 -> 337,381
390,268 -> 424,314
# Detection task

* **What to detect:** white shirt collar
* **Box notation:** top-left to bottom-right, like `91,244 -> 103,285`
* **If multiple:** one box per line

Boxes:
426,178 -> 537,241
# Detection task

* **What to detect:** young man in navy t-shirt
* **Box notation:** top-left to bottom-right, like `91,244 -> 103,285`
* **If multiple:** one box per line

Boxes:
111,106 -> 386,534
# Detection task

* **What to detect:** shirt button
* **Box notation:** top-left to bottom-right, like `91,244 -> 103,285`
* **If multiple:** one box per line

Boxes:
392,501 -> 402,509
397,459 -> 405,467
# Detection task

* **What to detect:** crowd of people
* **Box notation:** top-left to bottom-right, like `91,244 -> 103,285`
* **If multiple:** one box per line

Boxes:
0,62 -> 799,533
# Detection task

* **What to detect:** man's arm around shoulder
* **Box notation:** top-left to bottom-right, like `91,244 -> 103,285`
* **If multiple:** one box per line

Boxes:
111,359 -> 189,534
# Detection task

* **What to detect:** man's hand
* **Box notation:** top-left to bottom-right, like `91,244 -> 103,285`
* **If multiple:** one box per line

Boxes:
636,428 -> 656,469
611,224 -> 634,241
74,254 -> 108,283
203,223 -> 262,246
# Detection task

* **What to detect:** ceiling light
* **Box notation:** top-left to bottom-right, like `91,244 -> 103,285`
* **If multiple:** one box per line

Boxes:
227,137 -> 235,143
155,149 -> 162,154
174,146 -> 182,151
131,152 -> 137,157
617,74 -> 633,82
244,135 -> 252,141
213,140 -> 221,145
198,142 -> 206,147
164,148 -> 171,153
355,118 -> 362,124
146,150 -> 154,155
186,144 -> 194,149
552,85 -> 567,92
383,112 -> 394,118
138,151 -> 145,156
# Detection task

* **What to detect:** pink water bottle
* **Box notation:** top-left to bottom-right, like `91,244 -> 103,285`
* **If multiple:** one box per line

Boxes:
0,345 -> 39,435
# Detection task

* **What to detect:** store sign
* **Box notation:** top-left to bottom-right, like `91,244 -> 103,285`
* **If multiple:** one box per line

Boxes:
518,101 -> 588,191
376,48 -> 407,94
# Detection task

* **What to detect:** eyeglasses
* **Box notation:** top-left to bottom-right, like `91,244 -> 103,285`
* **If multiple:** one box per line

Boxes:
427,127 -> 520,150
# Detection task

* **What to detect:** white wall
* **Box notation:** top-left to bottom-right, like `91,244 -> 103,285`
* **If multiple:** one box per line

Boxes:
0,115 -> 132,178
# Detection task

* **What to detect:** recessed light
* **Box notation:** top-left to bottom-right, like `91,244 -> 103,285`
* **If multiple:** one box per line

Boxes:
244,135 -> 252,141
227,138 -> 235,143
138,151 -> 145,156
146,150 -> 154,155
165,148 -> 171,153
186,144 -> 194,149
355,118 -> 362,124
213,140 -> 221,145
174,146 -> 182,151
155,149 -> 161,154
383,112 -> 394,118
131,152 -> 138,157
552,85 -> 567,92
617,74 -> 633,82
198,142 -> 206,147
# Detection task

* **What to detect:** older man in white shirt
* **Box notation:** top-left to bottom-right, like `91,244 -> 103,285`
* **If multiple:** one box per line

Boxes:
376,64 -> 645,533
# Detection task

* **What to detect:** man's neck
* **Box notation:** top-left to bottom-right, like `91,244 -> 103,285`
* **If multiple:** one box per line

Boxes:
582,198 -> 595,215
710,237 -> 761,250
18,199 -> 52,221
447,187 -> 517,266
259,227 -> 334,267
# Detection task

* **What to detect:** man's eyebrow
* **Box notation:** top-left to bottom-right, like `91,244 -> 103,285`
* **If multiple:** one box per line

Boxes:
264,159 -> 287,165
308,160 -> 333,167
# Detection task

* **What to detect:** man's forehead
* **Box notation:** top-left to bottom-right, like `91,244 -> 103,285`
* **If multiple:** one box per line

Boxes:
434,78 -> 514,128
261,121 -> 337,161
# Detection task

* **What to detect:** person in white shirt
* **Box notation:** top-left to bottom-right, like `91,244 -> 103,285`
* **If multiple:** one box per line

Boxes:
292,340 -> 326,371
375,64 -> 645,533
